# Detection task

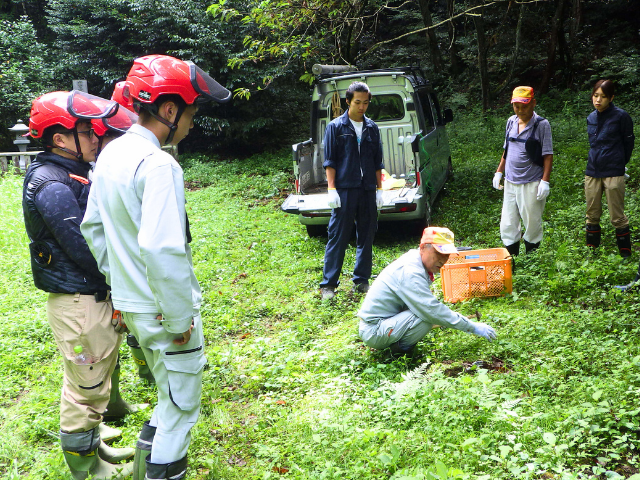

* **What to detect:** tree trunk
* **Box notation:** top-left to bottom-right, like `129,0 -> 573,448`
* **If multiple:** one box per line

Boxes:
494,3 -> 525,97
446,0 -> 463,75
565,0 -> 582,88
417,0 -> 443,72
540,0 -> 566,93
473,8 -> 490,111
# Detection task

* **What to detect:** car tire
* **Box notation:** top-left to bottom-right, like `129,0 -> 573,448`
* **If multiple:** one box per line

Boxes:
306,224 -> 328,238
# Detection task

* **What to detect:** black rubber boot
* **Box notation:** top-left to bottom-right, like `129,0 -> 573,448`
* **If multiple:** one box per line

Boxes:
616,226 -> 632,258
145,456 -> 188,480
505,242 -> 520,257
133,421 -> 156,480
505,242 -> 519,272
524,240 -> 540,254
127,334 -> 156,384
586,224 -> 601,248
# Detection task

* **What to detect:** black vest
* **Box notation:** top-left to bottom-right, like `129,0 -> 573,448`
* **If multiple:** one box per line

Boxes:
22,152 -> 108,294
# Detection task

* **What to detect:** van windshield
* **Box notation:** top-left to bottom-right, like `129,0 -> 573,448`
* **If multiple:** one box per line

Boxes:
339,94 -> 405,122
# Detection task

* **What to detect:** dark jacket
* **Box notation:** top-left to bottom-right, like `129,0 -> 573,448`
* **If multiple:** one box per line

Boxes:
22,152 -> 108,294
322,110 -> 384,190
586,104 -> 634,178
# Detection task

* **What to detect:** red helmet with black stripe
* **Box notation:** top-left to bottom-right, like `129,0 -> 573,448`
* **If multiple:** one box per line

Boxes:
122,55 -> 231,107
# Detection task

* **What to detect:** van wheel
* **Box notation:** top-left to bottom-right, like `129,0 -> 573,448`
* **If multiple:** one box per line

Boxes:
306,225 -> 328,237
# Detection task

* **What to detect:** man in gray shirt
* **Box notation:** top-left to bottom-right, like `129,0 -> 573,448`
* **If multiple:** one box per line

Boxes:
492,86 -> 553,256
358,227 -> 497,355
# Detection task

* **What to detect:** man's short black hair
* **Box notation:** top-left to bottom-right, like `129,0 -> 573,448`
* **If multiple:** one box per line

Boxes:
136,94 -> 188,120
41,124 -> 74,151
346,82 -> 371,102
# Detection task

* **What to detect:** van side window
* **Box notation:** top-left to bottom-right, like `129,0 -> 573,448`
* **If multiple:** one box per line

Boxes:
417,90 -> 435,132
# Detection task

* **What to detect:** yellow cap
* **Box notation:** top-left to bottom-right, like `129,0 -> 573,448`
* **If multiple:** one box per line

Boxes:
511,86 -> 534,104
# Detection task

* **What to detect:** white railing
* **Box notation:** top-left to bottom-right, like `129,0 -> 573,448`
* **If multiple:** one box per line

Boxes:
0,151 -> 42,174
1,145 -> 178,175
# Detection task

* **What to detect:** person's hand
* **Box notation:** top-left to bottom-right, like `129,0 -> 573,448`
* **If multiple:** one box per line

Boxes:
375,188 -> 384,210
112,309 -> 128,334
174,320 -> 194,345
472,322 -> 497,341
492,172 -> 503,190
327,188 -> 341,209
537,180 -> 550,200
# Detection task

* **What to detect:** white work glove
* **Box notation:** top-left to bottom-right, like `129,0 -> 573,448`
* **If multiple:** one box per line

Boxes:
375,188 -> 384,210
492,172 -> 503,190
327,188 -> 341,209
472,322 -> 497,342
536,180 -> 550,201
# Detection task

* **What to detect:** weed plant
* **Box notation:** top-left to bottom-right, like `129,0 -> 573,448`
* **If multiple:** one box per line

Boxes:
1,101 -> 640,479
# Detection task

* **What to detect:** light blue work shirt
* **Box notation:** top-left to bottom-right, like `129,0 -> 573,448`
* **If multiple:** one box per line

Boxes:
358,249 -> 475,333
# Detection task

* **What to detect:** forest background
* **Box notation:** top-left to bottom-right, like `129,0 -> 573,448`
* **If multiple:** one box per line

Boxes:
1,0 -> 640,154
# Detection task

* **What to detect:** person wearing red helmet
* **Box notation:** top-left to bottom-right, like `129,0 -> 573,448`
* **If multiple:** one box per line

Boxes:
81,55 -> 231,480
22,91 -> 134,479
90,93 -> 158,389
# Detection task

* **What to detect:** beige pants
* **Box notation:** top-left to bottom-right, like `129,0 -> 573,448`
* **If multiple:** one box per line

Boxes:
47,293 -> 121,433
585,175 -> 628,228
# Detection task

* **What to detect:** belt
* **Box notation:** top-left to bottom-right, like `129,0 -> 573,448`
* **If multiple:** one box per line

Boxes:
80,290 -> 111,302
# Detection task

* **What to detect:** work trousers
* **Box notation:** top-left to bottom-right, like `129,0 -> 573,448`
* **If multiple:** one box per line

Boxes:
123,312 -> 206,464
359,311 -> 433,351
321,187 -> 377,287
500,180 -> 546,245
46,292 -> 121,433
585,175 -> 628,228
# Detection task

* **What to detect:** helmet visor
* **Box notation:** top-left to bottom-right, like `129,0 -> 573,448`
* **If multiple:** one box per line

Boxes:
68,90 -> 120,119
102,106 -> 138,134
187,62 -> 231,104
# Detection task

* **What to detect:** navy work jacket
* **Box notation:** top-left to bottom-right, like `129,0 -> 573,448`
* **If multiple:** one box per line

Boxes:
322,110 -> 384,190
586,104 -> 635,178
22,152 -> 108,294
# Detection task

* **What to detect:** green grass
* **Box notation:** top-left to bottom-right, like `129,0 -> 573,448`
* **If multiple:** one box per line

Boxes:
1,106 -> 640,479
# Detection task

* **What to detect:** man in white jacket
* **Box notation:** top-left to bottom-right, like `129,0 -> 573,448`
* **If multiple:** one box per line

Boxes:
81,55 -> 231,480
358,227 -> 497,354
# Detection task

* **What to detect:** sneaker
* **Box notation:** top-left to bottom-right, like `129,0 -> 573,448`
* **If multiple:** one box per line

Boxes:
353,283 -> 369,294
320,287 -> 335,300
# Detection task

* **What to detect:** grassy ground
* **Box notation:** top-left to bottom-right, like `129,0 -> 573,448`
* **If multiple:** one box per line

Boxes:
1,100 -> 640,480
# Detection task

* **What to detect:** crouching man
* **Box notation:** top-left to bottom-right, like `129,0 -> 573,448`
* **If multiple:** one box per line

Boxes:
358,227 -> 497,354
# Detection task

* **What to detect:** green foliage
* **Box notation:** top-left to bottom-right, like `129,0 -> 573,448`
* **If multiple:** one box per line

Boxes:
0,17 -> 56,150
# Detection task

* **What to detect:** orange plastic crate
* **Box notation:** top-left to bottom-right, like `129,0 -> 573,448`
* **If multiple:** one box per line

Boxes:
440,248 -> 512,303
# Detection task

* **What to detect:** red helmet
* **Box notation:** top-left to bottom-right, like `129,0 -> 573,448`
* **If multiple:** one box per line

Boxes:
122,55 -> 231,106
92,105 -> 138,136
111,81 -> 136,112
29,90 -> 119,138
29,91 -> 79,138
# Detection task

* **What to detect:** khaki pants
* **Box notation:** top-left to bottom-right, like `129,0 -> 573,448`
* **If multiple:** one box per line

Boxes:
585,175 -> 628,228
47,293 -> 121,433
